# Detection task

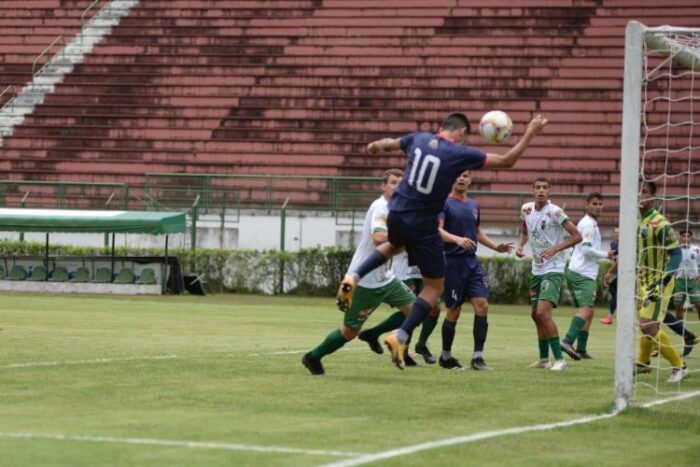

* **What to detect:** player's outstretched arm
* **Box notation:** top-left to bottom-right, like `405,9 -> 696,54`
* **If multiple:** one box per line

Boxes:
477,227 -> 514,253
484,114 -> 548,169
367,138 -> 401,154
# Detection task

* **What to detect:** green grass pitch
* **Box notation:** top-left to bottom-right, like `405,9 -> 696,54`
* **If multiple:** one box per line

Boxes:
0,293 -> 698,466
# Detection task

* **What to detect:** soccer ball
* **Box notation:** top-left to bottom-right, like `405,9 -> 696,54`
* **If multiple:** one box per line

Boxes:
479,110 -> 513,144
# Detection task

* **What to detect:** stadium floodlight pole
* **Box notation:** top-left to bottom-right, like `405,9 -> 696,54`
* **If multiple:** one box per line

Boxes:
614,20 -> 645,412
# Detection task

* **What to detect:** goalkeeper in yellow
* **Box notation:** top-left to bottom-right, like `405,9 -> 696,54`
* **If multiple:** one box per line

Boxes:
635,180 -> 688,383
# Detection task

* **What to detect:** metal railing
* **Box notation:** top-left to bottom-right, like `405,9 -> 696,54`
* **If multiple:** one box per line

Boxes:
81,0 -> 104,27
32,35 -> 64,76
143,173 -> 632,230
0,180 -> 129,210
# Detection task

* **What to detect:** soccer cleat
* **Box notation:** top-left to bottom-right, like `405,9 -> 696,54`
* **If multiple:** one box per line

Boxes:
302,353 -> 325,376
682,336 -> 699,357
358,329 -> 384,355
577,351 -> 594,359
384,332 -> 406,370
528,359 -> 552,369
336,275 -> 357,312
439,356 -> 464,370
600,315 -> 614,325
414,344 -> 437,364
667,365 -> 689,383
634,362 -> 652,375
560,340 -> 582,361
404,352 -> 418,367
550,359 -> 567,371
470,357 -> 492,371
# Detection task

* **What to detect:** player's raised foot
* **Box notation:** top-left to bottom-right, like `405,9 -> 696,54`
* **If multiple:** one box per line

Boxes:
439,356 -> 463,370
577,351 -> 594,359
470,357 -> 492,371
528,359 -> 552,369
682,336 -> 700,357
358,329 -> 383,355
336,275 -> 357,312
560,340 -> 581,361
384,332 -> 406,370
634,362 -> 652,375
600,315 -> 614,325
667,365 -> 689,383
404,352 -> 418,367
550,359 -> 567,371
302,353 -> 325,376
414,343 -> 437,364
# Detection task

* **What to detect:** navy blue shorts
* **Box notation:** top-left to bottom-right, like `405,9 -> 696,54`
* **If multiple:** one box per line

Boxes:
387,210 -> 444,279
443,255 -> 489,308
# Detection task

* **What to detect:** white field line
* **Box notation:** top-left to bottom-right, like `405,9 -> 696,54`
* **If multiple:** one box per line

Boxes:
0,432 -> 362,458
1,355 -> 177,369
320,390 -> 700,467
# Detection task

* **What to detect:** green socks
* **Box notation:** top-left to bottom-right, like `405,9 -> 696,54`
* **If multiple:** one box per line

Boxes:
564,316 -> 586,344
417,314 -> 438,347
539,339 -> 549,359
549,337 -> 563,360
576,330 -> 589,353
367,311 -> 406,339
310,328 -> 348,360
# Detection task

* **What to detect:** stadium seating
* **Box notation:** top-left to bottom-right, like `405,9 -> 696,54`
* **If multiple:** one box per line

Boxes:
49,266 -> 70,282
136,267 -> 156,285
0,0 -> 699,226
114,267 -> 134,284
93,267 -> 112,283
27,264 -> 48,281
70,266 -> 91,282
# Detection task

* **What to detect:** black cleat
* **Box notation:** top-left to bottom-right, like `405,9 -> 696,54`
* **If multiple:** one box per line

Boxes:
634,361 -> 652,375
404,352 -> 418,367
302,352 -> 325,376
439,356 -> 464,370
470,357 -> 492,371
358,330 -> 384,354
560,340 -> 581,361
577,351 -> 594,359
414,344 -> 437,364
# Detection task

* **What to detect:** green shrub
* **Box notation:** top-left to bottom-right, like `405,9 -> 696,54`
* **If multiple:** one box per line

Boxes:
0,240 -> 614,304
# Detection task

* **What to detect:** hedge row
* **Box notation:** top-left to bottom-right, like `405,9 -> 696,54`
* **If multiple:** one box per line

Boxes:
0,240 -> 613,305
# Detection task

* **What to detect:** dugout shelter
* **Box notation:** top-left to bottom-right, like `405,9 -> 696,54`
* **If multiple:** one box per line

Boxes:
0,208 -> 185,295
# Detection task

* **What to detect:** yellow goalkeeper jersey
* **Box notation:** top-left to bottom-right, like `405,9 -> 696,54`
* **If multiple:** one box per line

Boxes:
637,208 -> 679,287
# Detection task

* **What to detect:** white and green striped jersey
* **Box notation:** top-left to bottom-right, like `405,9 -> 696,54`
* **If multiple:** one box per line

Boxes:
346,196 -> 394,289
521,200 -> 569,275
569,214 -> 608,280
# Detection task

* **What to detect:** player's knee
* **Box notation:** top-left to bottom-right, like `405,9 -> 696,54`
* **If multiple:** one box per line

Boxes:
341,326 -> 359,340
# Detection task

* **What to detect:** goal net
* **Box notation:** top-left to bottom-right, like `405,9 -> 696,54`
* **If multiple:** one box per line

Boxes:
616,22 -> 700,409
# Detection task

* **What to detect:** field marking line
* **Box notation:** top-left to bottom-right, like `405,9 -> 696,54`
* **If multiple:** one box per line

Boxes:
320,390 -> 700,467
0,431 -> 363,458
1,355 -> 177,369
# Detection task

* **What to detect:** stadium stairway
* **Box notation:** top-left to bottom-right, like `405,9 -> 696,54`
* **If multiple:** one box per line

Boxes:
0,0 -> 698,225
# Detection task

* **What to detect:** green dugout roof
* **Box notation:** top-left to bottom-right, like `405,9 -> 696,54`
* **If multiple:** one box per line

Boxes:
0,208 -> 186,234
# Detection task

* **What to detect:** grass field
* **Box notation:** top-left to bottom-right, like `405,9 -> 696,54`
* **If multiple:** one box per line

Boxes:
1,293 -> 698,466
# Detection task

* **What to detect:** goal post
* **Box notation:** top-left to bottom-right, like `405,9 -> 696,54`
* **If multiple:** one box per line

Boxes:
616,21 -> 700,410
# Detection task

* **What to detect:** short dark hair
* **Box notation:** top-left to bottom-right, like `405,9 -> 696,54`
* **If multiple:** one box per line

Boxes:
586,192 -> 603,203
680,229 -> 693,237
382,168 -> 403,184
640,179 -> 657,195
441,112 -> 471,134
533,176 -> 550,187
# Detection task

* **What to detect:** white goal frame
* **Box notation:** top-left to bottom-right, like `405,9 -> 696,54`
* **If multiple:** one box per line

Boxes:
616,21 -> 700,410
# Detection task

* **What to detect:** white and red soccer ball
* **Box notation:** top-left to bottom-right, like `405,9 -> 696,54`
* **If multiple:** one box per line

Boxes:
479,110 -> 513,144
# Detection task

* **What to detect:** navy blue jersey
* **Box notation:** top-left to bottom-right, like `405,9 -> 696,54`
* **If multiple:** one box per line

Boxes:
440,195 -> 481,257
389,132 -> 486,217
610,240 -> 619,258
